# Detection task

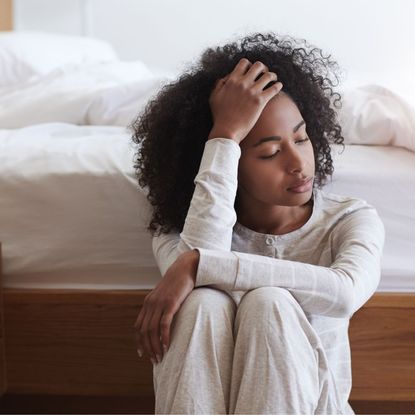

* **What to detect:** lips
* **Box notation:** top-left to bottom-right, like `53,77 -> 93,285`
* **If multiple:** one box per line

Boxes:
287,177 -> 312,190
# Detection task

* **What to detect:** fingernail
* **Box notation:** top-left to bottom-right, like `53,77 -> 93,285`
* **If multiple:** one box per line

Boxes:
162,344 -> 168,354
150,357 -> 156,365
137,349 -> 143,358
156,354 -> 161,364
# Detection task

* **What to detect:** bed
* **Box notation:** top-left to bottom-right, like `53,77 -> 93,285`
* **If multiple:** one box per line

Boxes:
0,11 -> 415,415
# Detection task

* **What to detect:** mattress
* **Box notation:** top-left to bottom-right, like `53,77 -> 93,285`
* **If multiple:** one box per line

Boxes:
327,143 -> 415,292
0,123 -> 414,292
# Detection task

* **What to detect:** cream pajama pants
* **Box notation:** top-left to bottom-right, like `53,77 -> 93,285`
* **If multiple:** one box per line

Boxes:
152,286 -> 345,415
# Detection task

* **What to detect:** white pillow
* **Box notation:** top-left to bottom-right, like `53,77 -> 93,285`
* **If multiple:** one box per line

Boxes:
338,84 -> 415,152
0,31 -> 118,86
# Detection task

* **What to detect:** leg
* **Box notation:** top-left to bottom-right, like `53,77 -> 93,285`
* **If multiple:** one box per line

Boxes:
153,286 -> 236,414
229,287 -> 344,415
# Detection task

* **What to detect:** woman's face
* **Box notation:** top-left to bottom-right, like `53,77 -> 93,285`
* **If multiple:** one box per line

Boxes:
237,92 -> 315,211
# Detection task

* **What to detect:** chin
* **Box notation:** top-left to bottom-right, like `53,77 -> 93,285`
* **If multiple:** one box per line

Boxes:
284,190 -> 313,203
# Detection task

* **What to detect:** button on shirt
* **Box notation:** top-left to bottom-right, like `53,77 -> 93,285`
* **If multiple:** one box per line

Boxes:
265,236 -> 274,246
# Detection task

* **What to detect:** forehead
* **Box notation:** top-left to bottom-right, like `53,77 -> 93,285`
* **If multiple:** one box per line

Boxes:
241,92 -> 303,148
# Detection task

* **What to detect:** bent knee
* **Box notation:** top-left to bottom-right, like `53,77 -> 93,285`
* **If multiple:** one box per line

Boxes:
179,287 -> 236,317
240,286 -> 298,312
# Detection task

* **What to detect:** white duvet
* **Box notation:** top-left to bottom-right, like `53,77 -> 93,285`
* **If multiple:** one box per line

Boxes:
0,60 -> 174,128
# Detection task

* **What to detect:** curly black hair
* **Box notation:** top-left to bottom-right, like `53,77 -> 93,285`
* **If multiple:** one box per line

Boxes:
131,31 -> 345,237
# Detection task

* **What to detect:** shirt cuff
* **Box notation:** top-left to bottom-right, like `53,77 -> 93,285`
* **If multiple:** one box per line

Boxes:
194,247 -> 238,289
198,138 -> 241,177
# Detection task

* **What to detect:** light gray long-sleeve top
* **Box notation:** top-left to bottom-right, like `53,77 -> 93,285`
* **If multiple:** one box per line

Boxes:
152,137 -> 385,411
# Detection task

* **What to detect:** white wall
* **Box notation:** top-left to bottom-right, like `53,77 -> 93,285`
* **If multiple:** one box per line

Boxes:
14,0 -> 415,90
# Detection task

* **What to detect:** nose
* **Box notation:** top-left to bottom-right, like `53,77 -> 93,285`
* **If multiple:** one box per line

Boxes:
285,143 -> 306,173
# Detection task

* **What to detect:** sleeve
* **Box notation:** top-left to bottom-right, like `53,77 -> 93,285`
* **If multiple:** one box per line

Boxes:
194,207 -> 386,319
152,137 -> 241,277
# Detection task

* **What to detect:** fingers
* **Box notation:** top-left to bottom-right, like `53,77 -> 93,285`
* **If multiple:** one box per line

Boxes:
243,60 -> 269,84
262,80 -> 284,101
134,333 -> 143,359
134,295 -> 172,365
220,58 -> 282,95
149,307 -> 164,363
133,307 -> 145,357
242,59 -> 283,99
231,57 -> 252,78
215,58 -> 252,90
134,293 -> 157,363
252,71 -> 279,92
213,73 -> 230,90
140,307 -> 155,363
160,310 -> 175,352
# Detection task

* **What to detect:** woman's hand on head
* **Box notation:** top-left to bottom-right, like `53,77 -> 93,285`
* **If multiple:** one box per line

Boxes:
208,58 -> 283,144
134,249 -> 199,365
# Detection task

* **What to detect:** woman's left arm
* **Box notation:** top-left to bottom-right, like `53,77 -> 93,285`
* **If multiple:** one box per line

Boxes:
191,207 -> 386,319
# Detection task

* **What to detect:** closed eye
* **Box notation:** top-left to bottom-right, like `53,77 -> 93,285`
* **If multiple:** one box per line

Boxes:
260,137 -> 310,159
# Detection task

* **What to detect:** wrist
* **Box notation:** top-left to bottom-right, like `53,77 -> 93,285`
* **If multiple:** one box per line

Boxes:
208,127 -> 240,143
179,249 -> 200,285
189,249 -> 200,284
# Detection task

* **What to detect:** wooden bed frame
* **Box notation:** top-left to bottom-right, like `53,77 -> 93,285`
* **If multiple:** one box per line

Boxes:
1,4 -> 414,413
0,0 -> 12,32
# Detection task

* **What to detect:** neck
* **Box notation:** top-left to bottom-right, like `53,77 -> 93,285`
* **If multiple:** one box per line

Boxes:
236,195 -> 314,235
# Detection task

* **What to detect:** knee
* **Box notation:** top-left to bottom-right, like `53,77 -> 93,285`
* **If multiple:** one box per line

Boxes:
238,286 -> 299,317
235,288 -> 316,349
177,287 -> 236,321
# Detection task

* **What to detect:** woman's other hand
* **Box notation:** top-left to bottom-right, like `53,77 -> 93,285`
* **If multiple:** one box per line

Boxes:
134,249 -> 200,364
208,58 -> 283,144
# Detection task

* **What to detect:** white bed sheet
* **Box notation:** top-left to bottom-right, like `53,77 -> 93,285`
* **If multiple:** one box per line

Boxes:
0,123 -> 413,292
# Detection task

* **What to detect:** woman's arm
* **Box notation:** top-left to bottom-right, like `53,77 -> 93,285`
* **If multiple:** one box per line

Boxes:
193,207 -> 386,319
152,137 -> 240,276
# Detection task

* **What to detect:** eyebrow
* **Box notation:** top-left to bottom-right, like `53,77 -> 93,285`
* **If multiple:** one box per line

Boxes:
253,120 -> 306,147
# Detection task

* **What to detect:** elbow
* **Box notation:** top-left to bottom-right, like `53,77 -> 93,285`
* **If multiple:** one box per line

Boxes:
323,293 -> 354,318
329,268 -> 357,318
339,277 -> 356,318
337,296 -> 355,319
326,297 -> 354,319
332,264 -> 381,319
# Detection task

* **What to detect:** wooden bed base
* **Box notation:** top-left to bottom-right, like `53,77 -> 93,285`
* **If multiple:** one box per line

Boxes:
0,244 -> 415,413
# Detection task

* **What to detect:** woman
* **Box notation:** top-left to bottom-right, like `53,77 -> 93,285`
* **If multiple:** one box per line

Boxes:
132,32 -> 385,414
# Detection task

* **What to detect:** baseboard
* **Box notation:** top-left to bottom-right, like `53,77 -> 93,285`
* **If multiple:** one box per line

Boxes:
0,394 -> 155,414
350,399 -> 415,414
1,394 -> 415,414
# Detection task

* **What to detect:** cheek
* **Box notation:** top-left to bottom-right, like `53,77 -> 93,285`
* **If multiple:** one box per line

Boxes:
238,159 -> 282,192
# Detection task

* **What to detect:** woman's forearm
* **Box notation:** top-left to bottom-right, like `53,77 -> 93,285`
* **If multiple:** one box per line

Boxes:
152,138 -> 241,276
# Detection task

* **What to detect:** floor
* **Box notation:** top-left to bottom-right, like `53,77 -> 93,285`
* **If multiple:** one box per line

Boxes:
1,394 -> 415,414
